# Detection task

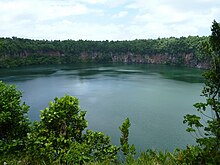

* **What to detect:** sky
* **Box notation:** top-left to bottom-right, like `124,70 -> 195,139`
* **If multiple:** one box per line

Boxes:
0,0 -> 220,41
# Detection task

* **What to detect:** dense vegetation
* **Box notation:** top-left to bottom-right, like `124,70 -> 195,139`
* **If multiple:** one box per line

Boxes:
0,35 -> 209,68
183,20 -> 220,164
0,21 -> 219,164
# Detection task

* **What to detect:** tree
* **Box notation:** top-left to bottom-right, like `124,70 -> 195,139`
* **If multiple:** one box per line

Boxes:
119,118 -> 136,159
27,95 -> 119,163
27,95 -> 88,161
0,81 -> 30,154
183,20 -> 220,164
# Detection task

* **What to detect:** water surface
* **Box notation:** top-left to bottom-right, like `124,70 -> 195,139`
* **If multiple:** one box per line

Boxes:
0,64 -> 204,152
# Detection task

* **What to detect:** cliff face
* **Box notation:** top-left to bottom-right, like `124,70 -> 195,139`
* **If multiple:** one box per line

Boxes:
111,53 -> 210,69
0,50 -> 210,69
57,51 -> 211,69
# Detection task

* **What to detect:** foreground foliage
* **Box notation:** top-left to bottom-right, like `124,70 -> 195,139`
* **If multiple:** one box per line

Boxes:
0,81 -> 30,155
183,20 -> 220,164
27,95 -> 119,164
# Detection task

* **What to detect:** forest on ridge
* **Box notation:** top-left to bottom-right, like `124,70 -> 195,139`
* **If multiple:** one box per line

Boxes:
0,35 -> 210,68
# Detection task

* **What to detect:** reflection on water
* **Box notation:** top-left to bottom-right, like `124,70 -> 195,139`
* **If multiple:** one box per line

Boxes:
0,64 -> 204,152
0,64 -> 204,83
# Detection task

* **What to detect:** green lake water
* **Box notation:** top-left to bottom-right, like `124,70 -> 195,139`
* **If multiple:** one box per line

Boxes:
0,64 -> 204,152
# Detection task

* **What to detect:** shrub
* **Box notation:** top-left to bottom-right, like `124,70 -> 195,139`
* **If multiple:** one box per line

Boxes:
0,81 -> 30,155
27,95 -> 119,164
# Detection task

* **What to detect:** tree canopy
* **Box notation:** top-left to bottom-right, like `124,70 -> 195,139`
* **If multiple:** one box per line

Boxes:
0,36 -> 209,68
183,20 -> 220,164
0,81 -> 30,154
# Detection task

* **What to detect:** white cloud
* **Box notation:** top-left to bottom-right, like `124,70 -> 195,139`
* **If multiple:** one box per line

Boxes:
80,0 -> 107,4
126,0 -> 220,38
104,0 -> 128,8
0,0 -> 219,40
112,11 -> 128,19
79,0 -> 128,8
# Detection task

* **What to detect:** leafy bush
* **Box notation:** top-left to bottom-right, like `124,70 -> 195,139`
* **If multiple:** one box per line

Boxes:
183,20 -> 220,164
0,81 -> 30,155
26,95 -> 119,164
119,118 -> 136,159
64,130 -> 119,163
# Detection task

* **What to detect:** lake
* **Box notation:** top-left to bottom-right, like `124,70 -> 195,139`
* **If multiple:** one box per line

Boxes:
0,63 -> 204,153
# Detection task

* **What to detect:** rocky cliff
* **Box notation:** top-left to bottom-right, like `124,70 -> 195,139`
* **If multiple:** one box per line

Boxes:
78,52 -> 210,69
